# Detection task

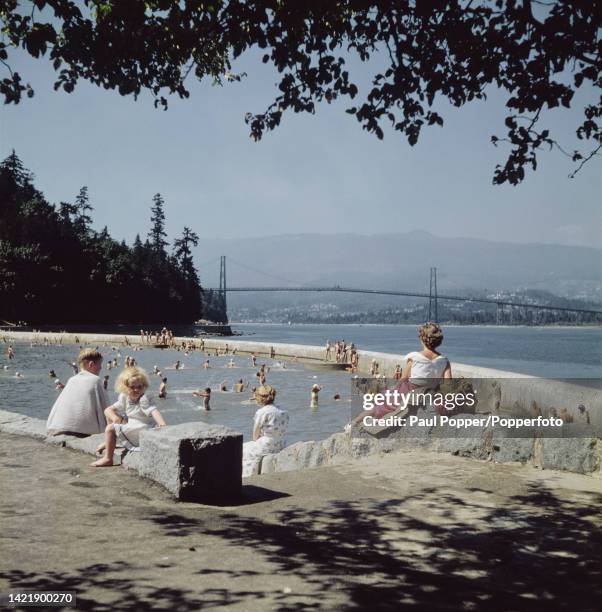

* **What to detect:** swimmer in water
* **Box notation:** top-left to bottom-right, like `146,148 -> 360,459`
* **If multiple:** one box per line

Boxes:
193,387 -> 211,411
203,360 -> 210,369
310,384 -> 322,409
158,377 -> 167,399
234,379 -> 245,393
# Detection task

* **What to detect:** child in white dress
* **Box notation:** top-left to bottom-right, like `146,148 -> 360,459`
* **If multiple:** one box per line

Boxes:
91,367 -> 166,467
242,385 -> 289,477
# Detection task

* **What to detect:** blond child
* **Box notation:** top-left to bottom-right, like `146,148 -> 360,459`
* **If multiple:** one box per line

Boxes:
91,367 -> 166,467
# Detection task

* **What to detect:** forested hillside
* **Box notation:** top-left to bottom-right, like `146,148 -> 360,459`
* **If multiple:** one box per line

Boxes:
0,152 -> 225,325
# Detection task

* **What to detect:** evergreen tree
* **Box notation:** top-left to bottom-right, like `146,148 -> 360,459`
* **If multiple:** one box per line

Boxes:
1,150 -> 33,189
173,227 -> 203,321
74,186 -> 93,236
148,193 -> 168,256
173,227 -> 199,281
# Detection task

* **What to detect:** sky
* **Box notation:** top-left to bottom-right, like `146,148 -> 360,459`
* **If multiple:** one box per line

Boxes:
1,42 -> 601,249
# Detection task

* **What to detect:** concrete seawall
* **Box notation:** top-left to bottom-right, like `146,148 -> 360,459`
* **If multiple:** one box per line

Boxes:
2,330 -> 600,476
4,330 -> 601,423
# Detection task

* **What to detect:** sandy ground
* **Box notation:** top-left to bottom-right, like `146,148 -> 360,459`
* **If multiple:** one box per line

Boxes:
1,432 -> 600,611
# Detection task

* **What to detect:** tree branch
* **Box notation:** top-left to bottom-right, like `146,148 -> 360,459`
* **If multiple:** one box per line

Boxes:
569,143 -> 602,178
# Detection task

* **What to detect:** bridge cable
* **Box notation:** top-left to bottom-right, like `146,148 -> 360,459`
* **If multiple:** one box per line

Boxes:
227,257 -> 304,286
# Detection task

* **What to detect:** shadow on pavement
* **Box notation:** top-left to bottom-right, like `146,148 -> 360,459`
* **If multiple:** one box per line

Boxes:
2,483 -> 600,610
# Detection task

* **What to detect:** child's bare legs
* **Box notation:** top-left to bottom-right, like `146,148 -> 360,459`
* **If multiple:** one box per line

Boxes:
91,424 -> 117,467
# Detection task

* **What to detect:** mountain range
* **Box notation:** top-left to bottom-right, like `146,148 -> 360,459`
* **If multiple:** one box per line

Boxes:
193,231 -> 601,310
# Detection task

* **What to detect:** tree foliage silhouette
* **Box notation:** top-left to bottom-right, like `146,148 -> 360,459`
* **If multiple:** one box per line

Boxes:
0,1 -> 600,184
0,152 -> 223,325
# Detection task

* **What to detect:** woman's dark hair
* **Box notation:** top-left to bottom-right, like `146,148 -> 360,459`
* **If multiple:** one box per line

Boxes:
418,322 -> 444,350
205,387 -> 211,393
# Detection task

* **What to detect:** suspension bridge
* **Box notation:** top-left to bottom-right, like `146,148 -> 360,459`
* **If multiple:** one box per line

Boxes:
200,256 -> 602,322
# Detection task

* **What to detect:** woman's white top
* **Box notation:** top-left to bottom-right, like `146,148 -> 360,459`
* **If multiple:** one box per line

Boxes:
405,351 -> 449,386
253,403 -> 289,442
242,403 -> 289,477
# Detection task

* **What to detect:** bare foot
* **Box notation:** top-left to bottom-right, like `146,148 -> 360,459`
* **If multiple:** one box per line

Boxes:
90,458 -> 114,467
96,443 -> 106,454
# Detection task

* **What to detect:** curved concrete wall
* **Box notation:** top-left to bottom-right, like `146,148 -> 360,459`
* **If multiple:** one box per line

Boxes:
4,331 -> 600,426
2,331 -> 600,476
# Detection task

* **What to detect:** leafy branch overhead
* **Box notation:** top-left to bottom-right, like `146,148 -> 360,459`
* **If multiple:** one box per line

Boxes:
1,1 -> 600,184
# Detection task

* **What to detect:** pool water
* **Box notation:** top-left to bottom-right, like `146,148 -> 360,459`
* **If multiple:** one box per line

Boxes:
0,342 -> 354,444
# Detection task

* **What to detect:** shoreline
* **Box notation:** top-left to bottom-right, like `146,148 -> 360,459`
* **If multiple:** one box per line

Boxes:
231,321 -> 602,329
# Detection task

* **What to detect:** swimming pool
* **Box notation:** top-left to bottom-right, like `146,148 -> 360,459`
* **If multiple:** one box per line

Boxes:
0,342 -> 354,444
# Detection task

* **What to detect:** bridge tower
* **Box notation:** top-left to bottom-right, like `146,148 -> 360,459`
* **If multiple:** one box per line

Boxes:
427,267 -> 438,323
219,255 -> 227,314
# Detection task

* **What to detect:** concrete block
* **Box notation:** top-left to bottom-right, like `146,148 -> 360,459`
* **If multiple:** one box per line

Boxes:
138,423 -> 243,504
541,437 -> 599,474
122,451 -> 142,471
434,425 -> 492,460
258,453 -> 277,474
322,433 -> 352,462
350,436 -> 380,459
490,436 -> 535,465
266,441 -> 316,473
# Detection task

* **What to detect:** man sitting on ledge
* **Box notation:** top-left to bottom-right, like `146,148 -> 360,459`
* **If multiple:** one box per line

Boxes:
46,348 -> 108,436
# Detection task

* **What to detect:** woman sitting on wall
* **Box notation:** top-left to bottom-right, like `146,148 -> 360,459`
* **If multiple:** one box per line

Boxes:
346,322 -> 452,431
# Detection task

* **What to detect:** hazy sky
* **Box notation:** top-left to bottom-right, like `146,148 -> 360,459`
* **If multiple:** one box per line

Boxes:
1,45 -> 601,249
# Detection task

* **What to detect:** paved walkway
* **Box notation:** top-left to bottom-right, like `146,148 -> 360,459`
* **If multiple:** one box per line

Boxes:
1,432 -> 600,610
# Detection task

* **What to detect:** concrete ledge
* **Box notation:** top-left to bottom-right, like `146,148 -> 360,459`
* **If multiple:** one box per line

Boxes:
5,331 -> 601,428
0,409 -> 243,503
